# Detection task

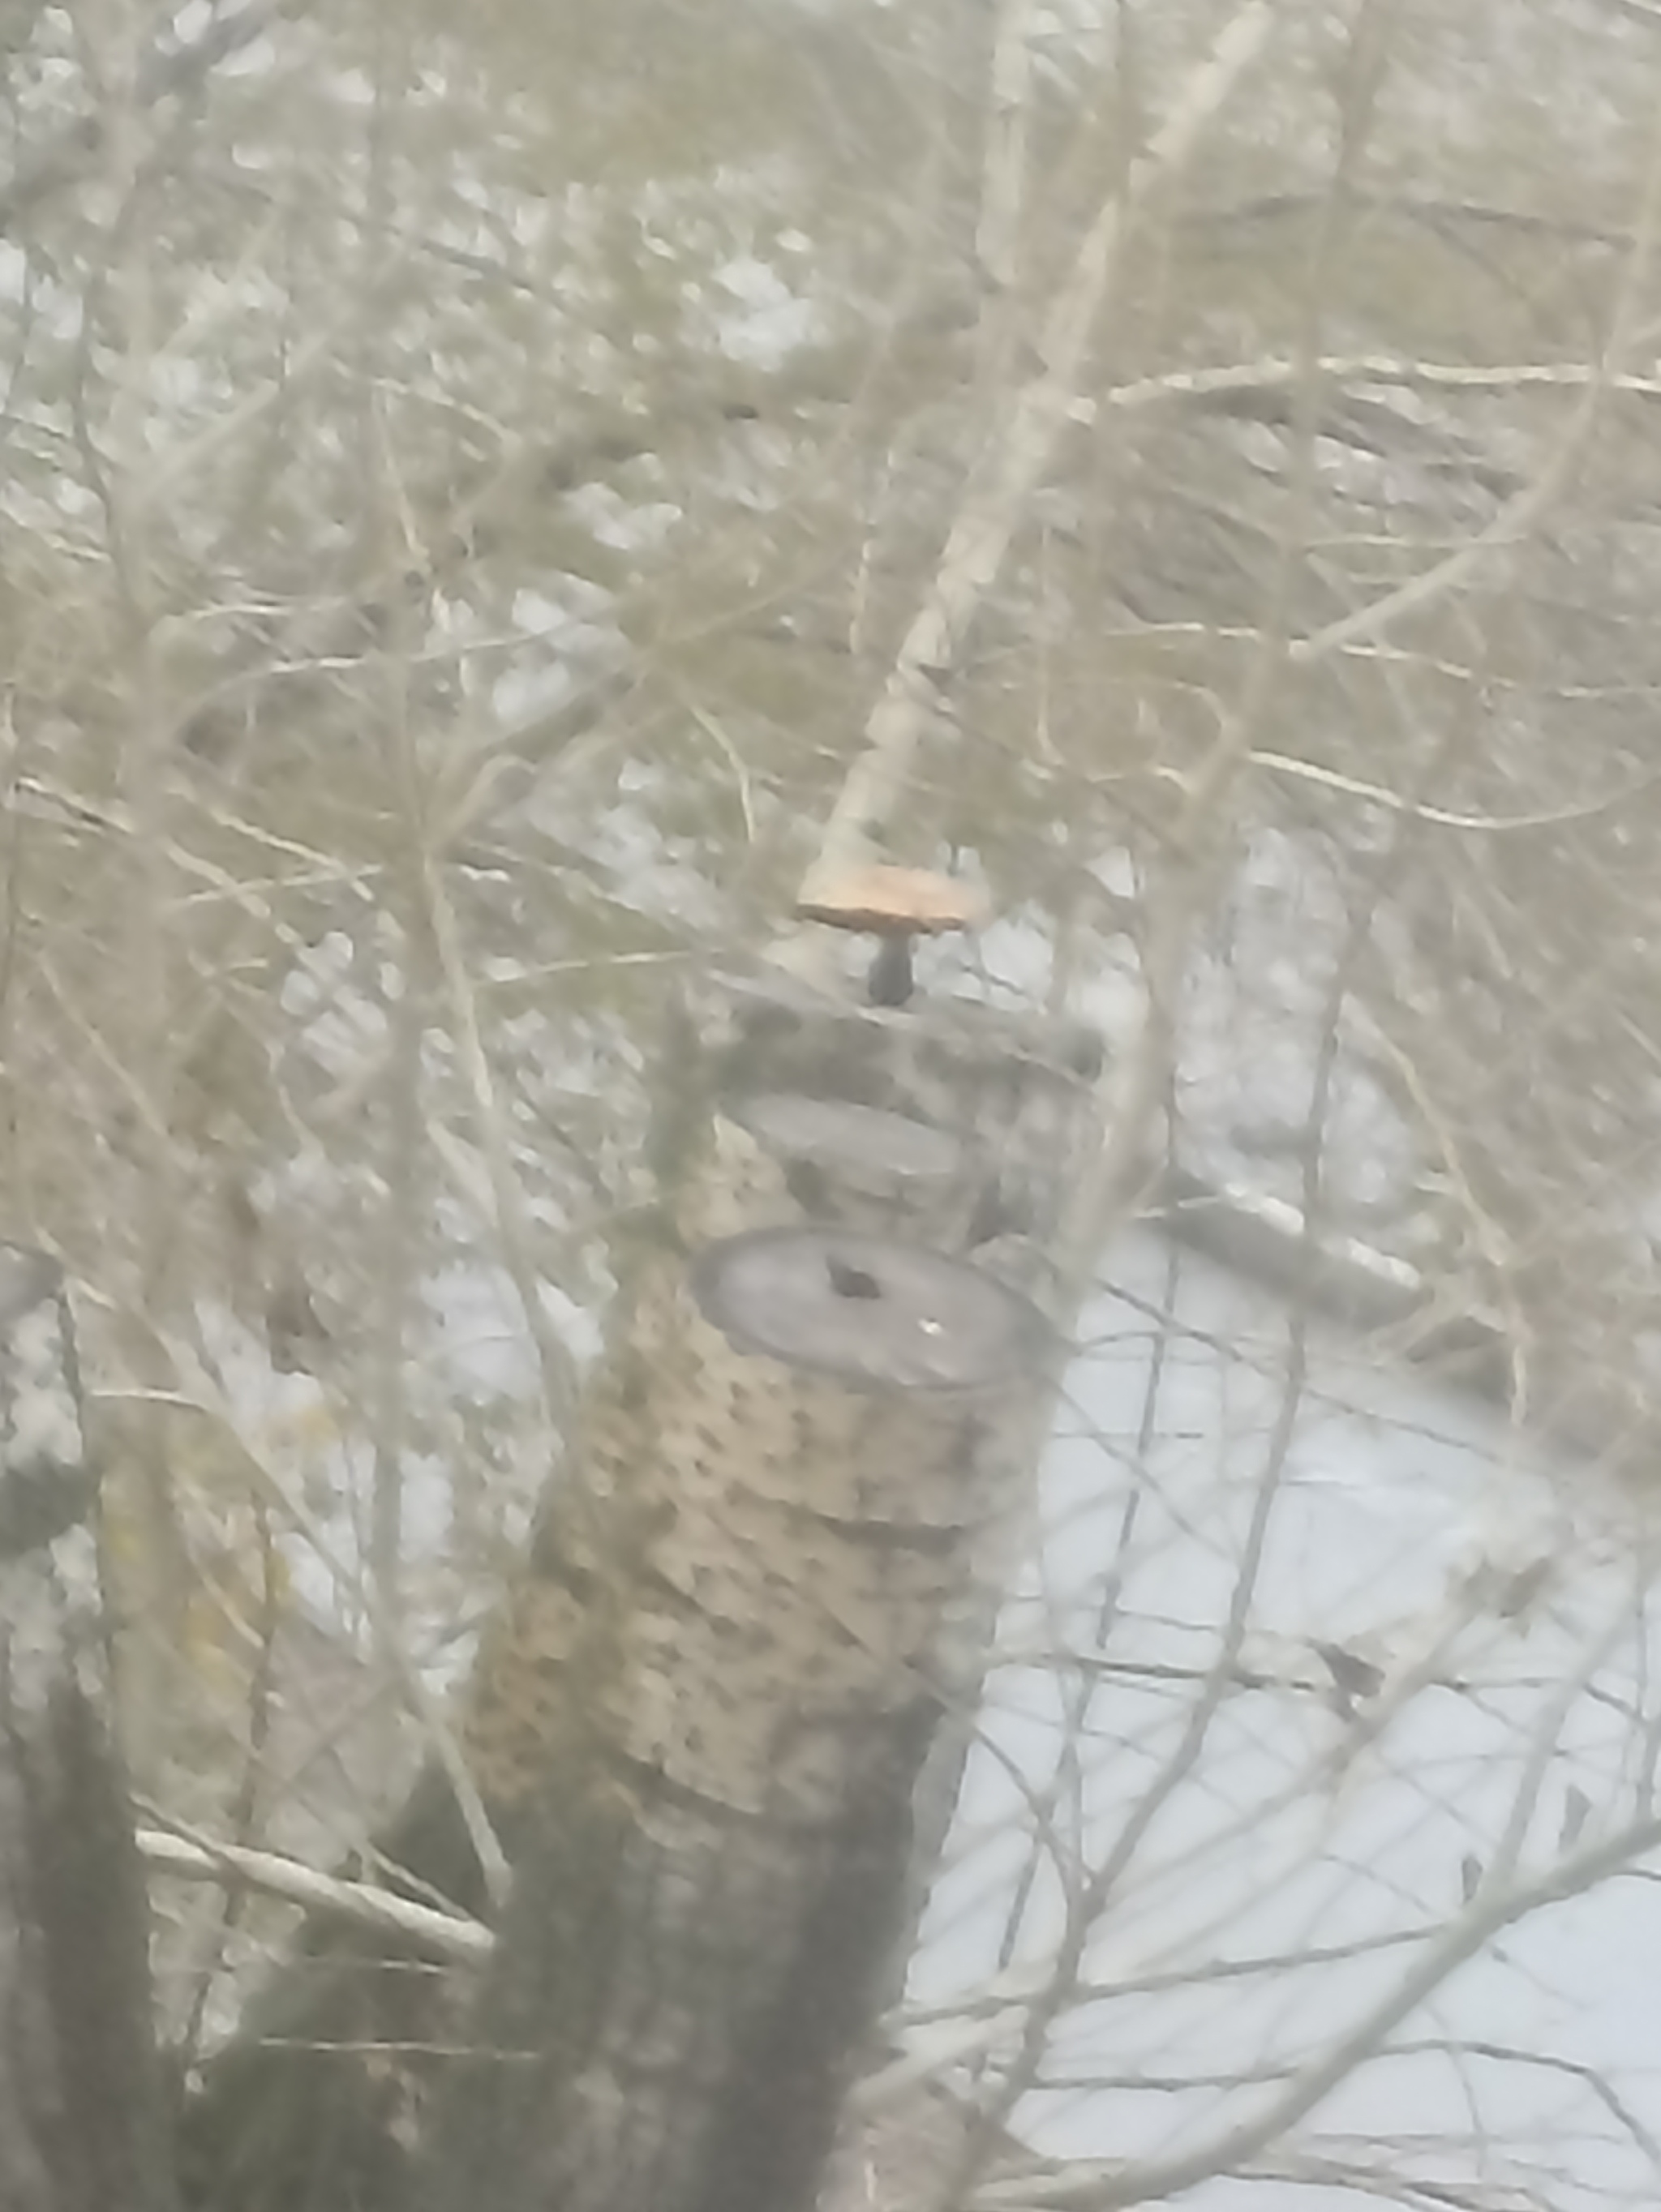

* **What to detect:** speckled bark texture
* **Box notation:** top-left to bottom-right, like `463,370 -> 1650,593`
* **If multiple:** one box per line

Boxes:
0,1547 -> 177,2212
187,967 -> 1101,2212
0,1247 -> 170,2212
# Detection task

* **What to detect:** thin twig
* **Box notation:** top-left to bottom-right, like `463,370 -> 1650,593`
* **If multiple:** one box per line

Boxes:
795,0 -> 1282,920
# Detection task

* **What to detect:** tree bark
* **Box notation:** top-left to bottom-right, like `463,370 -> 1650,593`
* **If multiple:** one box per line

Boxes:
0,1249 -> 178,2212
182,963 -> 1102,2212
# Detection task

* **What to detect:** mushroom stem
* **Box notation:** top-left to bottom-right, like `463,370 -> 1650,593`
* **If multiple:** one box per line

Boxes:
867,936 -> 915,1008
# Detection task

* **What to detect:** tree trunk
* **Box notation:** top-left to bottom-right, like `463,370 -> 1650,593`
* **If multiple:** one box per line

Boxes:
0,1247 -> 177,2212
183,963 -> 1102,2212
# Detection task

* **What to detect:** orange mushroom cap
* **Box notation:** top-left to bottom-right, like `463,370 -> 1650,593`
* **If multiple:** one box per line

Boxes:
794,864 -> 988,937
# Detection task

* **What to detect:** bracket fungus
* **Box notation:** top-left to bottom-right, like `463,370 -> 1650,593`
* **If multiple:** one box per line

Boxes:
689,1224 -> 1053,1394
794,864 -> 988,1007
727,1094 -> 963,1189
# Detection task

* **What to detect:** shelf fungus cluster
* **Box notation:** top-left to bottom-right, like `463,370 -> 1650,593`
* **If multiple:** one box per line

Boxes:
414,900 -> 1102,2212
